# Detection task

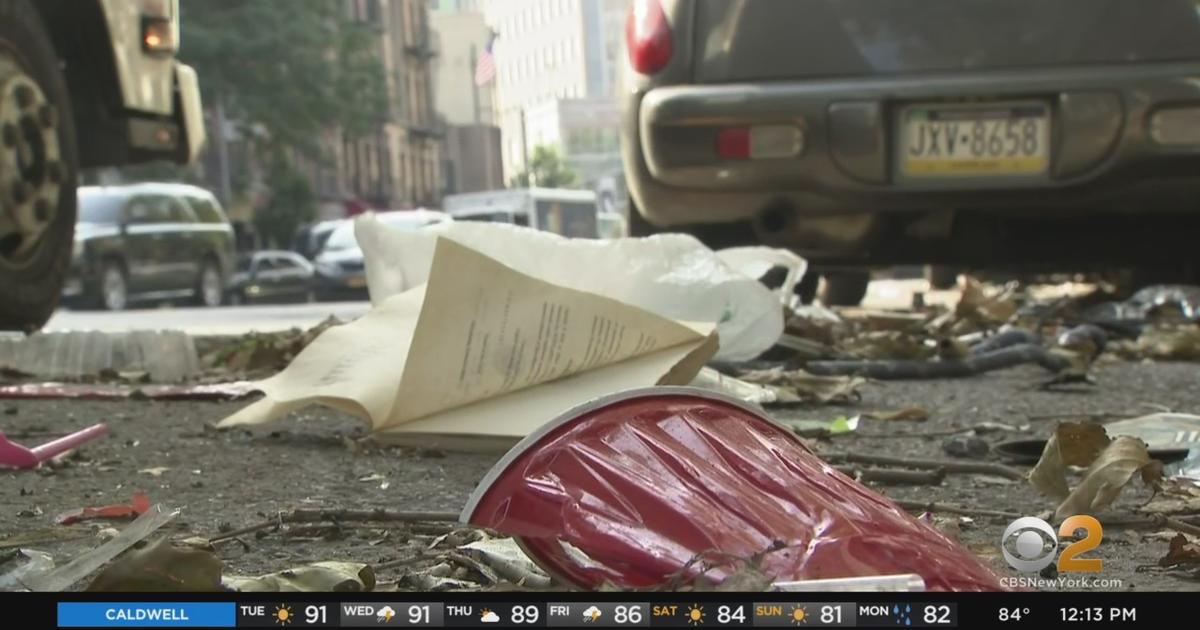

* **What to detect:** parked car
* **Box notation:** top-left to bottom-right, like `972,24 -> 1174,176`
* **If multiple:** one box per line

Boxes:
293,219 -> 345,260
313,210 -> 450,300
620,0 -> 1200,304
227,251 -> 316,305
64,183 -> 235,310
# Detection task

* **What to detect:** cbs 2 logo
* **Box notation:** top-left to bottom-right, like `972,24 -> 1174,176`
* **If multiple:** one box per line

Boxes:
1002,515 -> 1103,573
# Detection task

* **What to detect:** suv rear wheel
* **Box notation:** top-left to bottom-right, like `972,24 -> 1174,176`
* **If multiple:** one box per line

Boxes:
195,260 -> 223,307
99,261 -> 127,311
0,0 -> 78,332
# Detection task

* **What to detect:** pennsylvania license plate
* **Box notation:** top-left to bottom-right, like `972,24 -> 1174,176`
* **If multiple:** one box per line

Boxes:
900,103 -> 1050,178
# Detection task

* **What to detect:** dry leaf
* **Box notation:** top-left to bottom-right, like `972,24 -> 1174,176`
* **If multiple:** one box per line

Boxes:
1028,423 -> 1112,499
1158,533 -> 1200,568
1054,437 -> 1156,520
88,538 -> 223,592
862,407 -> 929,422
955,278 -> 1017,327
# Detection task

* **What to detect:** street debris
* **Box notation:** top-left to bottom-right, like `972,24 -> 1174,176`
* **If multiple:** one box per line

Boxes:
218,238 -> 717,450
225,562 -> 375,592
462,388 -> 1010,591
0,548 -> 54,590
357,216 -> 797,361
458,537 -> 551,589
88,538 -> 223,592
1158,534 -> 1200,569
735,367 -> 865,404
23,504 -> 178,592
1028,423 -> 1162,520
942,435 -> 990,459
0,422 -> 107,469
55,494 -> 151,525
200,317 -> 341,379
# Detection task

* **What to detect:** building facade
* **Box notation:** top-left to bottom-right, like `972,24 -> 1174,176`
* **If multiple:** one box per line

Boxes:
483,0 -> 628,188
297,0 -> 442,220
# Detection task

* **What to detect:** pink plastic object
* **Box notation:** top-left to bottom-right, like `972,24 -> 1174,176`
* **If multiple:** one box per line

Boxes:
462,388 -> 1011,592
0,423 -> 108,469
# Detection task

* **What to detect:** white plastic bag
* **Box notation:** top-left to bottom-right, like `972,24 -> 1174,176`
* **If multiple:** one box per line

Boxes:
356,216 -> 798,361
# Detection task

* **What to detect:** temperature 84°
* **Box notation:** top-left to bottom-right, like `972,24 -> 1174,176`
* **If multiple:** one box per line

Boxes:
998,607 -> 1030,622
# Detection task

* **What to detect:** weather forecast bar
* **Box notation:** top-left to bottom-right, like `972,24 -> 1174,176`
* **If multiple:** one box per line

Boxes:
56,600 -> 966,628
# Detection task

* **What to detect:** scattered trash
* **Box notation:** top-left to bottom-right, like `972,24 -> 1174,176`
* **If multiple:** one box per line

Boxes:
1028,423 -> 1161,520
462,387 -> 1010,591
56,494 -> 151,525
942,435 -> 990,459
782,415 -> 859,439
735,368 -> 864,404
224,562 -> 375,592
219,238 -> 717,451
0,423 -> 107,469
357,215 -> 791,361
1136,325 -> 1200,361
0,382 -> 256,401
952,278 -> 1018,330
138,467 -> 169,477
200,317 -> 341,378
87,538 -> 223,592
689,367 -> 792,406
1103,413 -> 1200,459
714,246 -> 808,308
1158,534 -> 1200,569
0,526 -> 90,550
24,504 -> 178,591
0,548 -> 54,590
458,537 -> 551,589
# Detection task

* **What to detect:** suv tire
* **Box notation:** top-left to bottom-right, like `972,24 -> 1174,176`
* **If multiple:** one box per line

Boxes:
195,259 -> 223,307
99,261 -> 127,311
0,0 -> 79,332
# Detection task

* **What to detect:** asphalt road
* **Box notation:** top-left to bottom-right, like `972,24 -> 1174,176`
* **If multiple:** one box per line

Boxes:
38,279 -> 951,334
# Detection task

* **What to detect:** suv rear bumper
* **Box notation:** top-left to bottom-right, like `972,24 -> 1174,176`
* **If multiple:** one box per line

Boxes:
624,62 -> 1200,234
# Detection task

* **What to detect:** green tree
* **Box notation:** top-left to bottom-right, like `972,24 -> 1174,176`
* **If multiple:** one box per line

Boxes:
510,146 -> 581,188
254,162 -> 316,249
180,0 -> 387,157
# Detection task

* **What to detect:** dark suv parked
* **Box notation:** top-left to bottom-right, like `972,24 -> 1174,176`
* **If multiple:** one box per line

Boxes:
64,184 -> 236,310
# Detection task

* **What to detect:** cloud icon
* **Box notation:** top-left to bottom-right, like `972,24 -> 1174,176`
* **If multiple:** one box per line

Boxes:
480,610 -> 500,623
376,606 -> 395,622
583,606 -> 602,622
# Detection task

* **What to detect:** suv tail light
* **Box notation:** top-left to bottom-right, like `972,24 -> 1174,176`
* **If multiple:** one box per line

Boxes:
626,0 -> 672,75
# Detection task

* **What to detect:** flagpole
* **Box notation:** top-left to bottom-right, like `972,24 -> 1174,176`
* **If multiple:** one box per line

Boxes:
470,42 -> 481,125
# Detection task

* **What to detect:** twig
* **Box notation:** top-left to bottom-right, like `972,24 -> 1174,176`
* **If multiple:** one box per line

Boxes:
207,509 -> 460,543
375,551 -> 439,571
284,508 -> 460,524
835,466 -> 945,486
891,500 -> 1021,519
825,452 -> 1026,480
209,520 -> 278,544
1154,515 -> 1200,538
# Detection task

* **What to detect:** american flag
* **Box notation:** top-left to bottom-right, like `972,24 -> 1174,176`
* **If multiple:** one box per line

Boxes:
474,34 -> 497,87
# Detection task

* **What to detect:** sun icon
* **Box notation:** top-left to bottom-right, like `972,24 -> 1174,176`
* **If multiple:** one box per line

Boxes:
791,605 -> 808,625
274,605 -> 293,625
687,604 -> 705,626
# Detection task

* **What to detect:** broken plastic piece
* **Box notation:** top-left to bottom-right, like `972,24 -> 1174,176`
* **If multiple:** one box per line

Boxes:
55,494 -> 152,526
462,388 -> 1010,591
0,423 -> 107,469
